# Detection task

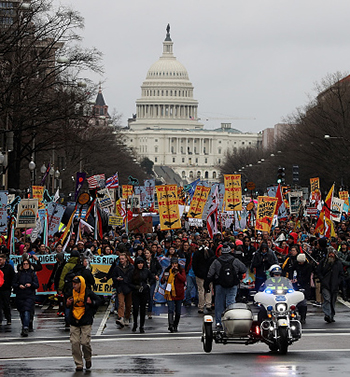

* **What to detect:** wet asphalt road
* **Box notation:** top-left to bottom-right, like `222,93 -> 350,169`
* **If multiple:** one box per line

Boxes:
1,298 -> 350,376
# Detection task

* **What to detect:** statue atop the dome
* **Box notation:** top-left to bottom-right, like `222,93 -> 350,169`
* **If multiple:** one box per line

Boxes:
166,23 -> 170,34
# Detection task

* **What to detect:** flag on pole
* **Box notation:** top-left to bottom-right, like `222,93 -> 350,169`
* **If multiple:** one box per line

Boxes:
315,184 -> 336,238
207,185 -> 219,239
275,183 -> 288,220
106,173 -> 119,189
87,174 -> 105,189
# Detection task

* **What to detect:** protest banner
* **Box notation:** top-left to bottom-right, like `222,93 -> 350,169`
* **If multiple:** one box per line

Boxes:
339,191 -> 349,207
156,185 -> 181,231
17,199 -> 38,228
224,174 -> 242,211
32,185 -> 44,208
331,197 -> 345,222
0,191 -> 8,232
97,188 -> 113,209
47,202 -> 66,237
108,216 -> 124,227
256,196 -> 278,232
289,191 -> 303,215
187,185 -> 210,218
122,185 -> 133,199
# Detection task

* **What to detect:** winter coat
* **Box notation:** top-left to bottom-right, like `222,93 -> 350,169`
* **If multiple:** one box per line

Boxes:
68,288 -> 102,327
58,256 -> 80,292
206,254 -> 247,287
131,266 -> 155,295
250,249 -> 278,279
112,262 -> 134,295
192,247 -> 215,280
12,267 -> 39,312
48,260 -> 66,291
70,263 -> 95,291
0,262 -> 15,291
282,254 -> 298,279
240,244 -> 256,267
317,257 -> 343,292
145,257 -> 162,279
161,265 -> 186,301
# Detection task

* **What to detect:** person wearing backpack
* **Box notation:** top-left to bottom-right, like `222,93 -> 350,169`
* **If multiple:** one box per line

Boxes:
58,250 -> 81,327
205,243 -> 246,330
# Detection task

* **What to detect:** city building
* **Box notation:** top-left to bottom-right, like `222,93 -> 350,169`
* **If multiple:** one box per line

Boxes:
122,25 -> 262,184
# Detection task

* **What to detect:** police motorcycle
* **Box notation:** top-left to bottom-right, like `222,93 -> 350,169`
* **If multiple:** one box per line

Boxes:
201,265 -> 304,354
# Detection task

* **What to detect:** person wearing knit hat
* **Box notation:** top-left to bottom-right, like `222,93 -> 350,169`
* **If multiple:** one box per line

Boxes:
205,243 -> 247,329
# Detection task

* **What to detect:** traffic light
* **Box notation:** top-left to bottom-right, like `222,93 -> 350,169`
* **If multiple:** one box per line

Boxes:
292,165 -> 299,184
277,167 -> 285,184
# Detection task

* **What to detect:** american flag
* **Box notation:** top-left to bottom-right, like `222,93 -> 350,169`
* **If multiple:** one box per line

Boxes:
87,174 -> 105,189
106,173 -> 119,189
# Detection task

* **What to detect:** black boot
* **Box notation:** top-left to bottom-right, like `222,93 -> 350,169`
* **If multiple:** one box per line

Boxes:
168,313 -> 174,333
174,314 -> 181,332
299,306 -> 307,325
132,323 -> 137,332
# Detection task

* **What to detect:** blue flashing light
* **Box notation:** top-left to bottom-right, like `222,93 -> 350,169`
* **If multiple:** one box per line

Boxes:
267,305 -> 273,311
287,289 -> 294,293
265,289 -> 272,294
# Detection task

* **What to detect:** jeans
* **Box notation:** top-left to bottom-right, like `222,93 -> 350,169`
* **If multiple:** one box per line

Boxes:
20,311 -> 31,329
215,285 -> 238,325
184,275 -> 198,305
148,283 -> 156,313
167,299 -> 182,317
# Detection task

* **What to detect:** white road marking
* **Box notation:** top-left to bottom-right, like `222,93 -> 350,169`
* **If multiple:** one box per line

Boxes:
2,348 -> 350,362
96,300 -> 113,336
337,297 -> 350,308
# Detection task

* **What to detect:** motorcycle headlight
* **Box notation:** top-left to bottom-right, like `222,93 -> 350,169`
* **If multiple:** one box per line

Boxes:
276,303 -> 287,313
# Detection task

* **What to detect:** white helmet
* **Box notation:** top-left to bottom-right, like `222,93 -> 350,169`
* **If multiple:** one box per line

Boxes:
269,264 -> 282,276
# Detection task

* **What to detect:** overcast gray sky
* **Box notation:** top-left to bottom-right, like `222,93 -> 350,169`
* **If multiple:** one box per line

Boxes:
54,0 -> 350,133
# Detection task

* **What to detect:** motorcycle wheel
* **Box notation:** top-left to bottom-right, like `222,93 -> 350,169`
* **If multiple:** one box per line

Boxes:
268,343 -> 279,352
202,323 -> 213,353
277,327 -> 289,355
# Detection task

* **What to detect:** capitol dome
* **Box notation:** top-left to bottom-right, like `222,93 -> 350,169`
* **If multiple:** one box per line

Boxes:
131,24 -> 203,131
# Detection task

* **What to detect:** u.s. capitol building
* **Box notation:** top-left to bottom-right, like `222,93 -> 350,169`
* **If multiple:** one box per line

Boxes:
122,25 -> 262,184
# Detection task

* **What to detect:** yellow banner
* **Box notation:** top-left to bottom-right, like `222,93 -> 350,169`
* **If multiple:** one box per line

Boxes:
122,185 -> 133,199
256,196 -> 278,232
156,185 -> 181,231
188,186 -> 211,218
224,174 -> 242,211
339,191 -> 349,206
32,185 -> 44,209
310,177 -> 320,193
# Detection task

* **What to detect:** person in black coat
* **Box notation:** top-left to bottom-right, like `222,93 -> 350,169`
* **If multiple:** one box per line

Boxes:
317,247 -> 343,323
144,249 -> 162,318
192,245 -> 215,313
12,260 -> 39,337
0,253 -> 15,326
66,275 -> 101,371
112,253 -> 134,328
47,252 -> 66,316
250,242 -> 278,290
131,256 -> 155,333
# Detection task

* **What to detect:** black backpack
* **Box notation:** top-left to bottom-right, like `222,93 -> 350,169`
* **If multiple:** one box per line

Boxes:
217,258 -> 239,288
63,269 -> 77,296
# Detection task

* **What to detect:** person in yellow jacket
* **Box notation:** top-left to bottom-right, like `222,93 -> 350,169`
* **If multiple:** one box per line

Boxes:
66,276 -> 101,372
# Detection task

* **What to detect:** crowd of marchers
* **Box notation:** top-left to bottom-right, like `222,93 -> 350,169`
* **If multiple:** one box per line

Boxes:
1,216 -> 349,338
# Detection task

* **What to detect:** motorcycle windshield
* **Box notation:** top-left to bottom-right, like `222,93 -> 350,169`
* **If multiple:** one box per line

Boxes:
259,277 -> 294,294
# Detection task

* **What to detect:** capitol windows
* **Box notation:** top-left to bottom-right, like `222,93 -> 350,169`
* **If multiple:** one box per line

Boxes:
173,158 -> 175,163
189,171 -> 194,179
182,171 -> 186,178
204,171 -> 209,179
182,158 -> 185,163
218,148 -> 221,154
155,139 -> 158,142
197,171 -> 201,178
195,158 -> 198,163
205,158 -> 207,164
155,157 -> 158,162
242,142 -> 245,145
170,90 -> 172,96
155,146 -> 158,153
161,90 -> 164,96
166,90 -> 168,96
212,171 -> 217,179
218,159 -> 221,164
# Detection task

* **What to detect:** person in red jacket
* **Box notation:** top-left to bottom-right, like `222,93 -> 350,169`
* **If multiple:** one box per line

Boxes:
161,257 -> 186,332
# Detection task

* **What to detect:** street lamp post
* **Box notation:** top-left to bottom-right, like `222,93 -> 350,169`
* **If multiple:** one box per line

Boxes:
28,159 -> 36,197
